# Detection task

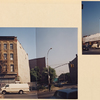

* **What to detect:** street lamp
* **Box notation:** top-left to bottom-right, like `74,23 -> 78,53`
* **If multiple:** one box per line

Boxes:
47,48 -> 52,86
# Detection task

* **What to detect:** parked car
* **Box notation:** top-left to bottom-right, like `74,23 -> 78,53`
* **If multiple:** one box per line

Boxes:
51,88 -> 77,99
91,43 -> 98,48
44,85 -> 48,88
1,83 -> 29,95
54,83 -> 63,87
82,45 -> 89,51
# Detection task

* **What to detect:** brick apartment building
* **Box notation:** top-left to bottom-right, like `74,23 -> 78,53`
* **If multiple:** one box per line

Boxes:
0,36 -> 30,84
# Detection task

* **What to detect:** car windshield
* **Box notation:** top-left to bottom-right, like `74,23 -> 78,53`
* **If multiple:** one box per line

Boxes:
54,91 -> 67,99
5,85 -> 9,87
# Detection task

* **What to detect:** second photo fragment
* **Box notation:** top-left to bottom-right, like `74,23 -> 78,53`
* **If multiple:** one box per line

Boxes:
82,1 -> 100,54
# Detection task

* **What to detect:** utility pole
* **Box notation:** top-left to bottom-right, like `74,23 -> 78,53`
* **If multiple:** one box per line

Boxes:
47,48 -> 52,86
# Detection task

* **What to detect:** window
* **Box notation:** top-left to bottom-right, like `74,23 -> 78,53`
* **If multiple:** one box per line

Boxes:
10,44 -> 13,49
0,53 -> 1,59
10,65 -> 14,72
4,54 -> 7,60
10,54 -> 13,60
3,65 -> 7,72
5,85 -> 9,87
4,44 -> 7,50
0,44 -> 1,50
70,64 -> 74,67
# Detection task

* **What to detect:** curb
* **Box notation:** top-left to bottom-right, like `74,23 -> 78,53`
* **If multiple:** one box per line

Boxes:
0,94 -> 4,98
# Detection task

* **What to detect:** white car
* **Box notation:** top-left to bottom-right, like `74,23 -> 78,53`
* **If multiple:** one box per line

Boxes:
91,43 -> 98,48
92,43 -> 100,49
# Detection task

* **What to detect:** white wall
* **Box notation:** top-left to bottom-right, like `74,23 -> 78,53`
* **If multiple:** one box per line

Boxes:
17,41 -> 30,83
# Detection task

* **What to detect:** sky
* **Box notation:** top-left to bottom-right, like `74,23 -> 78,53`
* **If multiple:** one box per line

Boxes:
82,1 -> 100,36
36,28 -> 77,76
0,28 -> 36,59
0,28 -> 77,76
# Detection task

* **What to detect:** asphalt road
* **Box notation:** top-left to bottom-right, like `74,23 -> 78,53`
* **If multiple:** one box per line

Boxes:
82,48 -> 100,54
2,92 -> 38,99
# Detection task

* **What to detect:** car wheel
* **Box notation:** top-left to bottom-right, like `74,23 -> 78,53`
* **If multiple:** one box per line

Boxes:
19,90 -> 23,94
2,91 -> 6,95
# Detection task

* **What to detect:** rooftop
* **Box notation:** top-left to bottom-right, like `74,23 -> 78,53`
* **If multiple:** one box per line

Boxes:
0,36 -> 17,40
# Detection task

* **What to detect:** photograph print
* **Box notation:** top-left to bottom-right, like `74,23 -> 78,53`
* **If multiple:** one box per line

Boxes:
82,1 -> 100,54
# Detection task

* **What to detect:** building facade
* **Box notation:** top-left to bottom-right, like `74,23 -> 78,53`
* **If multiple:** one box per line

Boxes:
29,57 -> 46,73
0,36 -> 30,84
69,54 -> 78,84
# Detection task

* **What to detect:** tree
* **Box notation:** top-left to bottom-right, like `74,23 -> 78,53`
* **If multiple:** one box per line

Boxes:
42,67 -> 48,84
42,66 -> 57,84
65,73 -> 72,83
58,72 -> 71,83
0,52 -> 7,74
30,66 -> 42,84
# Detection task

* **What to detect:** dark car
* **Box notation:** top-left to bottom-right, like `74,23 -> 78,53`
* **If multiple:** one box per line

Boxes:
82,45 -> 89,51
51,88 -> 77,99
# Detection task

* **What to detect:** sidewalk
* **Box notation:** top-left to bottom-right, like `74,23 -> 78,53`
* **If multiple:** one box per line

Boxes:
27,90 -> 37,94
37,86 -> 61,93
28,87 -> 60,94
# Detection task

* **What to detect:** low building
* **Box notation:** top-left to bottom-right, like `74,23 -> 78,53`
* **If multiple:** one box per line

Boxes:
0,36 -> 30,84
69,54 -> 78,84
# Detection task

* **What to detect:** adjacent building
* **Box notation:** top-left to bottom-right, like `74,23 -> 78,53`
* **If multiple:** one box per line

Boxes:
0,36 -> 30,84
29,57 -> 46,73
29,57 -> 46,82
69,54 -> 78,84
